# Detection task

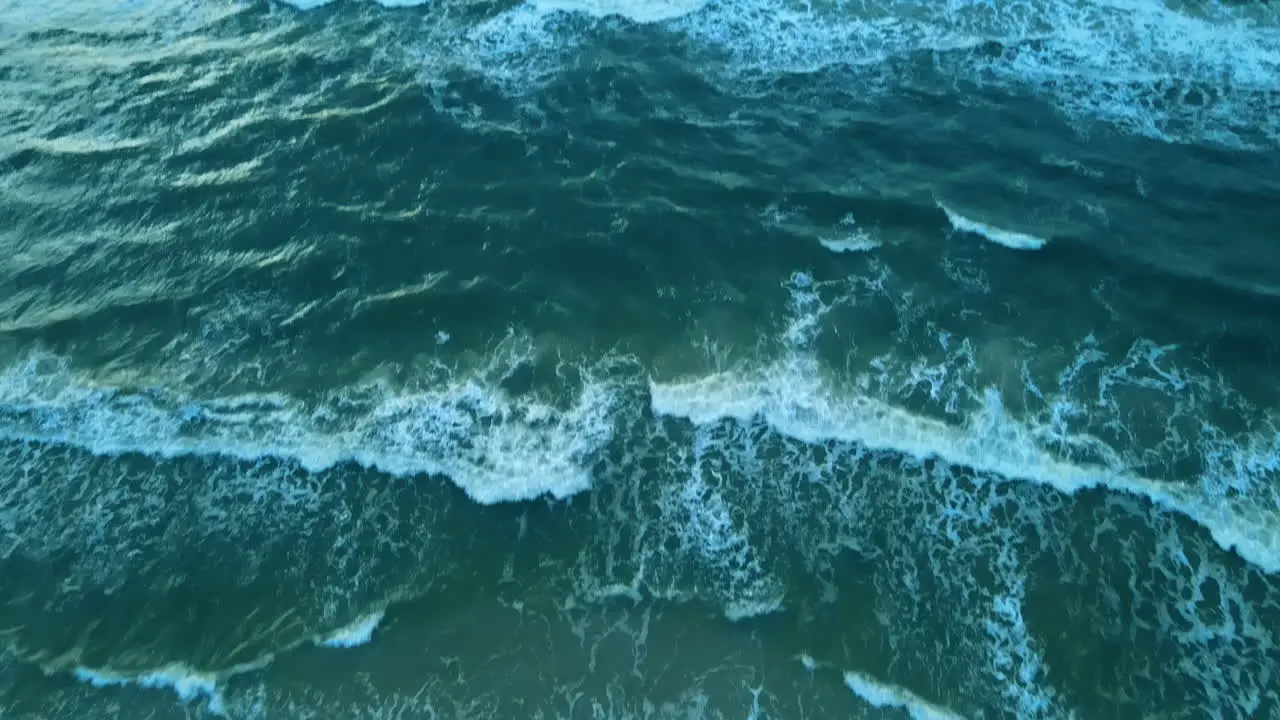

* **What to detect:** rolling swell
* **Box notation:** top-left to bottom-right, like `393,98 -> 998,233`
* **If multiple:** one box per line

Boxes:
3,0 -> 1278,349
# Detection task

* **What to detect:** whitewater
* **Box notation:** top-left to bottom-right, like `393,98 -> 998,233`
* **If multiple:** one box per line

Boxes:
1,0 -> 1278,718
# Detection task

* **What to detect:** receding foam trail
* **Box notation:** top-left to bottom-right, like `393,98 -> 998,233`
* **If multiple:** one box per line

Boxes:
0,352 -> 617,505
648,366 -> 1280,574
985,546 -> 1058,718
843,670 -> 965,720
677,425 -> 786,621
939,203 -> 1048,250
316,611 -> 385,649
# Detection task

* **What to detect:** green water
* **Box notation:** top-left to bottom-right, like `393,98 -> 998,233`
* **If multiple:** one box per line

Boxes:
1,0 -> 1279,718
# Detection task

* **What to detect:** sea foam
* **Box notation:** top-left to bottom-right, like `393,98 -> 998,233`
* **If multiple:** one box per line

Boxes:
275,0 -> 708,22
842,670 -> 965,720
288,0 -> 1280,148
316,611 -> 385,648
819,213 -> 882,253
63,609 -> 392,714
649,269 -> 1280,575
530,0 -> 709,23
276,0 -> 431,7
0,349 -> 618,506
649,363 -> 1280,574
70,660 -> 271,717
676,0 -> 1280,147
939,203 -> 1049,250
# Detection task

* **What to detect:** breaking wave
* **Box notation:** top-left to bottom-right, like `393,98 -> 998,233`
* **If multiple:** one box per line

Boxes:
264,0 -> 1280,148
0,343 -> 618,505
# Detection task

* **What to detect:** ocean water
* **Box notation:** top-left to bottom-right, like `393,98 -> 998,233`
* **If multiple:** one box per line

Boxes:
1,0 -> 1279,718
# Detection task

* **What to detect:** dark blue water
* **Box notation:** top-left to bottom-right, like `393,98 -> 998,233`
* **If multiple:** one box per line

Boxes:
2,0 -> 1279,718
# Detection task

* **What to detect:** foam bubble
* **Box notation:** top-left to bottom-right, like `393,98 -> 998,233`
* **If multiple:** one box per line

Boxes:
316,611 -> 385,648
939,203 -> 1048,250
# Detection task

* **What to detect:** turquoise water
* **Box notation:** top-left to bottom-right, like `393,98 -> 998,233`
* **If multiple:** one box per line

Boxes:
1,0 -> 1279,717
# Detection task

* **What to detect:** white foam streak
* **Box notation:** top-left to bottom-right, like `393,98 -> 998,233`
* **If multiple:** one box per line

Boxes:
276,0 -> 431,7
819,235 -> 880,253
940,203 -> 1048,250
531,0 -> 709,23
67,609 -> 391,713
74,665 -> 217,703
71,658 -> 270,717
843,669 -> 965,720
276,0 -> 337,8
649,365 -> 1280,574
0,354 -> 617,505
316,611 -> 385,648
